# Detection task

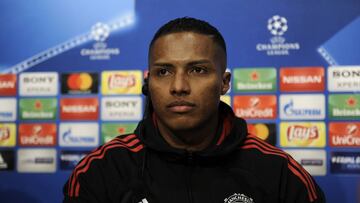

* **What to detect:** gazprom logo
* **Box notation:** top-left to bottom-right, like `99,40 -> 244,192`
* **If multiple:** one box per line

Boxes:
284,100 -> 321,116
280,94 -> 325,120
59,123 -> 99,147
62,129 -> 95,144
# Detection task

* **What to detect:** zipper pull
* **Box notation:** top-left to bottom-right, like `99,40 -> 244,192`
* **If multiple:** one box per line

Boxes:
187,151 -> 194,165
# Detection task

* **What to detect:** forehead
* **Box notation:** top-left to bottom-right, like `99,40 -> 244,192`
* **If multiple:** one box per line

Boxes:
149,32 -> 221,62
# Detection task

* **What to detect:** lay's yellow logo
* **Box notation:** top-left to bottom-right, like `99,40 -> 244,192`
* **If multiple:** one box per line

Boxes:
0,123 -> 16,147
280,122 -> 325,147
220,95 -> 231,106
102,71 -> 142,94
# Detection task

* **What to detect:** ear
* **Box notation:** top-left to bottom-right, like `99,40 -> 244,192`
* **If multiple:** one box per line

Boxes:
221,71 -> 231,95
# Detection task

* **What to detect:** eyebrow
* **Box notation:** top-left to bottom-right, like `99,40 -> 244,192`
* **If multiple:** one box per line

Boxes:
152,59 -> 212,67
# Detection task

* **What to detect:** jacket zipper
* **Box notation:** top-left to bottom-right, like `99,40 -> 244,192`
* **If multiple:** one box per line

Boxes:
186,152 -> 194,203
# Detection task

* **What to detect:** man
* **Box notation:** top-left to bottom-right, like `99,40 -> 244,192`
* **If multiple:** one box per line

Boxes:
63,17 -> 325,203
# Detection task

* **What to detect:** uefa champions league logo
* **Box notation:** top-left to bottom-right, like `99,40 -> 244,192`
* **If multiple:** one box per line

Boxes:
256,15 -> 300,56
80,22 -> 120,60
91,23 -> 110,42
267,15 -> 288,36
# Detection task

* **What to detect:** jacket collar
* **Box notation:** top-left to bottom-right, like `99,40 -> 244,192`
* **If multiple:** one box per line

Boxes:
135,101 -> 248,159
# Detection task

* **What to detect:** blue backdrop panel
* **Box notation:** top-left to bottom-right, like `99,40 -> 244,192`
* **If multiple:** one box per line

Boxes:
0,0 -> 359,202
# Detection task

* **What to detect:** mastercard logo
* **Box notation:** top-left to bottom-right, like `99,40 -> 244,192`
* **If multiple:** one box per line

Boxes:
67,73 -> 93,90
248,123 -> 270,140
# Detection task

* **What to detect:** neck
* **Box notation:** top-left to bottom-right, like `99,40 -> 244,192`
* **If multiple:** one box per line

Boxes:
156,112 -> 219,152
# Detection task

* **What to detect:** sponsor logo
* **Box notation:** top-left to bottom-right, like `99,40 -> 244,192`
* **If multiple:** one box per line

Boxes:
247,123 -> 276,145
19,72 -> 58,96
280,94 -> 325,120
328,66 -> 360,92
0,150 -> 15,171
101,123 -> 138,143
101,96 -> 142,121
102,71 -> 142,94
301,159 -> 323,166
285,149 -> 326,176
59,123 -> 99,147
328,94 -> 360,119
0,74 -> 17,96
61,73 -> 99,94
224,193 -> 254,203
280,122 -> 325,147
0,98 -> 17,121
330,152 -> 360,174
280,67 -> 324,92
60,98 -> 99,120
220,95 -> 231,106
256,15 -> 300,56
19,123 -> 56,146
233,68 -> 276,92
60,150 -> 90,170
19,98 -> 57,120
234,95 -> 276,119
0,123 -> 16,147
17,149 -> 56,173
329,122 -> 360,147
80,22 -> 120,60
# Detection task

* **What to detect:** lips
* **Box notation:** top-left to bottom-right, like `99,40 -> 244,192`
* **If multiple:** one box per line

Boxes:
166,100 -> 196,113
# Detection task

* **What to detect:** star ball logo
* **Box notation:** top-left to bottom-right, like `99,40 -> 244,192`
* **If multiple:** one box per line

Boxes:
90,23 -> 110,42
267,15 -> 288,36
80,22 -> 120,60
61,73 -> 98,94
256,15 -> 300,56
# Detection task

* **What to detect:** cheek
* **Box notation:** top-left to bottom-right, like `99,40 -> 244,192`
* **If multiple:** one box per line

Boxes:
148,84 -> 167,109
196,82 -> 222,104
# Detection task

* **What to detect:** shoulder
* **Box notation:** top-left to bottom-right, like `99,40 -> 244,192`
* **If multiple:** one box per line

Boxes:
240,134 -> 321,202
65,133 -> 144,198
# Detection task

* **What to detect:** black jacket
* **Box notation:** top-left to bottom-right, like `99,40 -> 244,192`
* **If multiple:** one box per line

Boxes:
63,102 -> 325,203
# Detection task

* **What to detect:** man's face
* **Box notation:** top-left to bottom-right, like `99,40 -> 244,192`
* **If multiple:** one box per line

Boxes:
148,32 -> 230,133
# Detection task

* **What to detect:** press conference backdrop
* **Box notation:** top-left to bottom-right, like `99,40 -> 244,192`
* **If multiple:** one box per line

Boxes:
0,0 -> 359,202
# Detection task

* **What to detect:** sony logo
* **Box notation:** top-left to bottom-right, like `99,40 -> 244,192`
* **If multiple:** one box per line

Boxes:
333,70 -> 360,78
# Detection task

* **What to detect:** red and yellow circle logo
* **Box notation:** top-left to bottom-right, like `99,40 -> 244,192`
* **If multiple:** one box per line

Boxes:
67,73 -> 93,90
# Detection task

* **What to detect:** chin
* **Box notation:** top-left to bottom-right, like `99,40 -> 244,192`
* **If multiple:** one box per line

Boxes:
166,117 -> 201,131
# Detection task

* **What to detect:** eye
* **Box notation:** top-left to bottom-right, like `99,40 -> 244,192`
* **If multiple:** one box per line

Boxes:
157,68 -> 171,76
190,66 -> 207,74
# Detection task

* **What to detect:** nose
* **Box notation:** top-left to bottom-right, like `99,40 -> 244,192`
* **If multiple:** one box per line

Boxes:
169,72 -> 190,96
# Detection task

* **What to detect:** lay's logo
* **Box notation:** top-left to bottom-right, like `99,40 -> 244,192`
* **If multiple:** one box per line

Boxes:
0,123 -> 16,147
280,122 -> 325,147
102,71 -> 142,94
108,74 -> 136,89
287,125 -> 319,141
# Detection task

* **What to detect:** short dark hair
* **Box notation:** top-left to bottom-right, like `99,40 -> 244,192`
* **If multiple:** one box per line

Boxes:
149,17 -> 227,55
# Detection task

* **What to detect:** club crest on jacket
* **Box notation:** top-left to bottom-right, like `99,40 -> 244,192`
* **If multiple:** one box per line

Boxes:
224,193 -> 254,203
